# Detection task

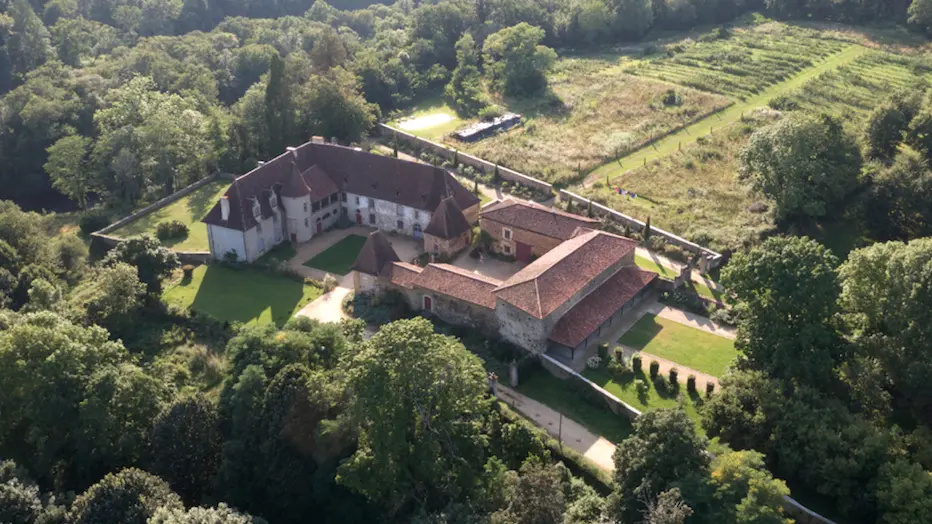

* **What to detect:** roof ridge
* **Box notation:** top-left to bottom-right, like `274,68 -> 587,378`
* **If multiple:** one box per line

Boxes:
533,278 -> 542,318
428,263 -> 503,285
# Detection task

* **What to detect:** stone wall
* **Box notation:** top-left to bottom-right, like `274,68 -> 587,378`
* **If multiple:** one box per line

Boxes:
558,189 -> 724,269
379,123 -> 554,195
425,230 -> 470,257
495,299 -> 550,353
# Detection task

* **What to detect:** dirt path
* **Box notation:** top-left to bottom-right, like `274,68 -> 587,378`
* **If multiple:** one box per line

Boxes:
496,385 -> 617,472
583,44 -> 869,186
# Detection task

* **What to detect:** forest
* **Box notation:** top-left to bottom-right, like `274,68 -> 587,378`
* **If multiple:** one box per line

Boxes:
3,0 -> 932,522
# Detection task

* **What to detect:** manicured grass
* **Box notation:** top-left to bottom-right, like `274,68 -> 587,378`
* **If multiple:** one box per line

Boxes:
163,265 -> 321,327
390,96 -> 464,140
303,235 -> 368,275
111,180 -> 230,251
635,254 -> 676,278
619,314 -> 737,377
582,367 -> 703,431
516,370 -> 632,443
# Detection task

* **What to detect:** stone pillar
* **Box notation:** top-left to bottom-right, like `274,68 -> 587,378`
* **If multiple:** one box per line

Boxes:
698,254 -> 711,275
510,360 -> 519,388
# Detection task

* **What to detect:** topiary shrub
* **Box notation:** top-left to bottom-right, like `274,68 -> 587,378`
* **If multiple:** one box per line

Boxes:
597,343 -> 609,361
181,264 -> 195,279
687,374 -> 697,394
632,353 -> 642,374
606,355 -> 626,378
668,368 -> 679,387
706,381 -> 715,398
156,220 -> 189,241
635,379 -> 649,397
649,360 -> 660,379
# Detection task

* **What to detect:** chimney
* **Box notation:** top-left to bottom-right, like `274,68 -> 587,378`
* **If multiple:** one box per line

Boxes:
286,146 -> 296,152
220,196 -> 230,222
312,136 -> 325,144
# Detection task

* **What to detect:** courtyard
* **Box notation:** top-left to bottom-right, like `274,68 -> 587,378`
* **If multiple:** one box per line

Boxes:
303,234 -> 368,275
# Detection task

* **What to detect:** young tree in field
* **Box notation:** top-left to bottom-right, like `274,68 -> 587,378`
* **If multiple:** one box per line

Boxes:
839,238 -> 932,421
739,113 -> 861,223
445,33 -> 487,116
45,134 -> 92,209
483,23 -> 557,96
69,468 -> 182,524
337,317 -> 491,514
722,236 -> 844,385
608,409 -> 710,523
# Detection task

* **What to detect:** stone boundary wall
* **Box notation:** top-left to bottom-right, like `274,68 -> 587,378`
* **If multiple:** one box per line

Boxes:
91,173 -> 236,262
559,189 -> 724,267
537,354 -> 838,524
378,123 -> 554,195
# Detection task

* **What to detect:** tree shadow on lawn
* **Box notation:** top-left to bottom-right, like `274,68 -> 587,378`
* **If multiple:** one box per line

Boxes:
188,266 -> 307,327
586,368 -> 688,411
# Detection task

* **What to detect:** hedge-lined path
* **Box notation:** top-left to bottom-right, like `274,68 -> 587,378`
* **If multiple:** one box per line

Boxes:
583,44 -> 870,187
496,385 -> 616,472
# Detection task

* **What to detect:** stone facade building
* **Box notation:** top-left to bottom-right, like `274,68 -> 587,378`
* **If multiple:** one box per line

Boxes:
353,216 -> 658,360
202,138 -> 480,262
479,199 -> 600,262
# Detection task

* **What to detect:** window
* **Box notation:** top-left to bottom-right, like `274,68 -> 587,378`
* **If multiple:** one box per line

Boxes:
323,212 -> 331,219
397,220 -> 404,229
368,199 -> 375,209
252,200 -> 261,218
503,244 -> 512,255
303,202 -> 308,212
304,218 -> 308,227
396,203 -> 403,216
423,295 -> 432,312
269,194 -> 278,209
312,201 -> 320,212
503,228 -> 513,240
369,214 -> 376,224
330,194 -> 338,205
355,196 -> 360,205
414,210 -> 420,220
341,193 -> 347,202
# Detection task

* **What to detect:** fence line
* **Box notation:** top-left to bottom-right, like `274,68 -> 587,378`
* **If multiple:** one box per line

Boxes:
537,352 -> 838,524
559,189 -> 724,268
378,123 -> 554,194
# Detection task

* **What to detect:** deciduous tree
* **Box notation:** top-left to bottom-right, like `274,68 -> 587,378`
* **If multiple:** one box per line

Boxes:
483,23 -> 556,96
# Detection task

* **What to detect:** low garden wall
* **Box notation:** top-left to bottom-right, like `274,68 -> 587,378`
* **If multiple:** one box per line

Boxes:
378,123 -> 554,195
537,354 -> 839,524
558,189 -> 724,268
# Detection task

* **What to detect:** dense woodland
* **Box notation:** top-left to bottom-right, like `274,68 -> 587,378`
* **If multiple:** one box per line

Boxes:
4,0 -> 932,522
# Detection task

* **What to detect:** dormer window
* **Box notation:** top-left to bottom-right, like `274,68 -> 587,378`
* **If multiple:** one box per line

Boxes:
396,203 -> 403,216
269,194 -> 278,210
252,199 -> 261,219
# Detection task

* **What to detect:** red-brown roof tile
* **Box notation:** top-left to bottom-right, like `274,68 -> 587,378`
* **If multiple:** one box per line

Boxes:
413,264 -> 501,309
386,262 -> 422,288
494,230 -> 638,319
548,267 -> 657,348
480,199 -> 599,240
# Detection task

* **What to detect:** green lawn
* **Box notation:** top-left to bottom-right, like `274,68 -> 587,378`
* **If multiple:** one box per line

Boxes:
619,314 -> 737,377
635,254 -> 676,278
111,180 -> 230,251
303,234 -> 368,275
582,367 -> 703,430
163,265 -> 321,327
390,97 -> 464,140
516,371 -> 632,443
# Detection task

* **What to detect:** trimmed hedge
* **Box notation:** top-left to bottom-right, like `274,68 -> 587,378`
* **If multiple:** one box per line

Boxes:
649,360 -> 660,379
156,220 -> 189,241
687,374 -> 697,394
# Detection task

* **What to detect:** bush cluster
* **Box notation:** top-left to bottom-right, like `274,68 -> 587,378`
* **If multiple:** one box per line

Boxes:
156,220 -> 189,241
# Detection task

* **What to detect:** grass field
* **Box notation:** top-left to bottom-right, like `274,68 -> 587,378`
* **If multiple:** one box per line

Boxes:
619,314 -> 737,377
516,371 -> 633,443
390,97 -> 464,140
783,50 -> 932,123
303,234 -> 367,275
628,24 -> 851,99
581,113 -> 777,252
163,265 -> 322,326
111,180 -> 230,251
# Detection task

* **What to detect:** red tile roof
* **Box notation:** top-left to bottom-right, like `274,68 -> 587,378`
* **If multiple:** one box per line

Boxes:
548,267 -> 657,348
203,141 -> 479,231
480,199 -> 600,240
413,264 -> 501,309
386,262 -> 422,288
424,195 -> 471,239
494,230 -> 638,319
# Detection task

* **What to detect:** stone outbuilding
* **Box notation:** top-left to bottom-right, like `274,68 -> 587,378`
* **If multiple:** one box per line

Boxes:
480,199 -> 600,262
424,195 -> 473,257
